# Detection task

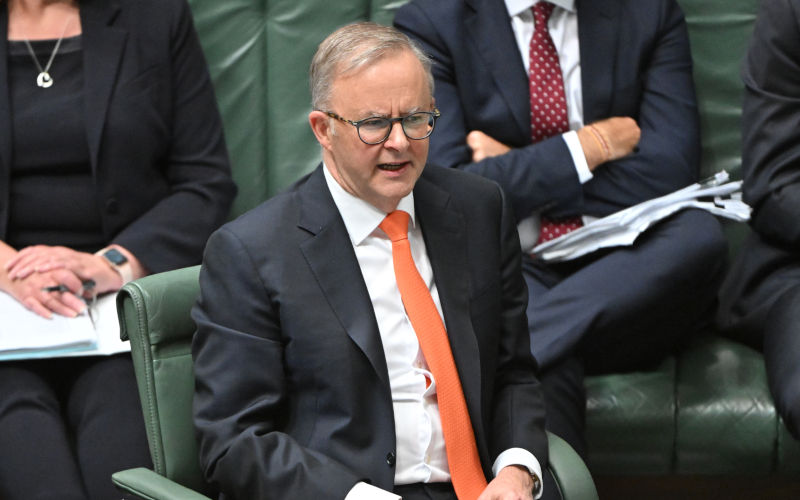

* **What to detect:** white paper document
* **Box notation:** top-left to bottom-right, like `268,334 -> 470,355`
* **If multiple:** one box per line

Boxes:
532,171 -> 751,262
0,291 -> 129,360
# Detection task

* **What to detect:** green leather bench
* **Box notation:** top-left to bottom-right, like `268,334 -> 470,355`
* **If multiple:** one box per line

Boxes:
118,0 -> 799,496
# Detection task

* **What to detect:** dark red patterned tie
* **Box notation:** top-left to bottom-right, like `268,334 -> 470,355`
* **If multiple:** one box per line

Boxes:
529,1 -> 583,243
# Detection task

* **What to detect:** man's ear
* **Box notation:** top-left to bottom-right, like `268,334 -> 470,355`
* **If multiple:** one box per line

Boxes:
309,111 -> 334,151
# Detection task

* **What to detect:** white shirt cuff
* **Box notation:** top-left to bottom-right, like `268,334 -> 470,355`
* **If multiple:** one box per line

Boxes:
562,131 -> 593,184
517,214 -> 541,253
492,448 -> 544,499
345,482 -> 401,500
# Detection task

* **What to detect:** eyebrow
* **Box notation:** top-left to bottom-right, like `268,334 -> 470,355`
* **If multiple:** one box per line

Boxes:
357,106 -> 424,119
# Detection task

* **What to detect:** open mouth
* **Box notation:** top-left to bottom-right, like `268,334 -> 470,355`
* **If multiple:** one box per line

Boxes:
377,162 -> 409,172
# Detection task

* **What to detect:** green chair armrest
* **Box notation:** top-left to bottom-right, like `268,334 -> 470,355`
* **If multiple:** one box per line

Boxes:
112,468 -> 213,500
547,431 -> 599,500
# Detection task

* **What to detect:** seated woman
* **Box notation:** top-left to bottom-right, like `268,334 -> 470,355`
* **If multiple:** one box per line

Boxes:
0,0 -> 236,498
717,0 -> 800,439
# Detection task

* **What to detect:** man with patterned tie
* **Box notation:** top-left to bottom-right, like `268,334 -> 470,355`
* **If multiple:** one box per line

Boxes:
192,22 -> 555,500
395,0 -> 728,457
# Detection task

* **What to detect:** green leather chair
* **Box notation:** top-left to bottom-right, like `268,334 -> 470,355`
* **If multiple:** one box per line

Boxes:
111,266 -> 598,500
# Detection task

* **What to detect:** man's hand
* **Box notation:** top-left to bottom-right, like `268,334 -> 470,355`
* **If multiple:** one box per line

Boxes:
5,245 -> 122,293
577,116 -> 641,170
467,130 -> 512,162
477,465 -> 536,500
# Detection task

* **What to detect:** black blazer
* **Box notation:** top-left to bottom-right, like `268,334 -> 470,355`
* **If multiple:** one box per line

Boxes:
191,165 -> 547,499
717,0 -> 800,342
395,0 -> 700,221
0,0 -> 236,272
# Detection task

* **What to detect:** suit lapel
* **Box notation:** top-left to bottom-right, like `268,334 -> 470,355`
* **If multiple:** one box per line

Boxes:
577,0 -> 619,122
297,167 -> 391,391
414,174 -> 488,458
465,0 -> 530,139
80,0 -> 125,176
0,7 -> 11,236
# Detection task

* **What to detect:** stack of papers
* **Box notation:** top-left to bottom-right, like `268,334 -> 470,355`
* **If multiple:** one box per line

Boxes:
0,291 -> 129,360
532,171 -> 751,262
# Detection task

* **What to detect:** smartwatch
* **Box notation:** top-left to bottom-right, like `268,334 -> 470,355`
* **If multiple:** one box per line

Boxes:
96,247 -> 133,284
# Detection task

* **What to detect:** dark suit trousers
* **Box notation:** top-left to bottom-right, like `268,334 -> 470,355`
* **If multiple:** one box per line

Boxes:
719,233 -> 800,439
0,354 -> 152,500
525,209 -> 727,456
525,208 -> 727,373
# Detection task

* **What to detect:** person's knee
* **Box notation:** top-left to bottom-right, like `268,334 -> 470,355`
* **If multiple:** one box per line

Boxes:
673,209 -> 728,262
764,289 -> 800,438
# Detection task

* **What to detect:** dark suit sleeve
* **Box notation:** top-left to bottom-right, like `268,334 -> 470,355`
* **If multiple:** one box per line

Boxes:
579,0 -> 700,215
488,183 -> 549,464
396,0 -> 699,220
112,0 -> 236,272
741,0 -> 800,249
191,226 -> 362,500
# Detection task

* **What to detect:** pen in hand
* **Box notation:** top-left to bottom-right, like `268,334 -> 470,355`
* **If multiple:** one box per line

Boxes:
41,280 -> 96,294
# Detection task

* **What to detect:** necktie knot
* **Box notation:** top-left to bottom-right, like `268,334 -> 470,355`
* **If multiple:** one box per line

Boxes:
533,1 -> 555,26
380,210 -> 410,242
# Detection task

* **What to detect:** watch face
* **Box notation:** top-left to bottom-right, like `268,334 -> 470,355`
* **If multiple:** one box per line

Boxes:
104,248 -> 128,266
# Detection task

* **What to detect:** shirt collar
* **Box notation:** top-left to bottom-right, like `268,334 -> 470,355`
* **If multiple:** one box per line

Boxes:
505,0 -> 575,18
323,163 -> 417,246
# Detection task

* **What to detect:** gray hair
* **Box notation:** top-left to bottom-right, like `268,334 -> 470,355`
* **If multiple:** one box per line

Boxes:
310,22 -> 434,110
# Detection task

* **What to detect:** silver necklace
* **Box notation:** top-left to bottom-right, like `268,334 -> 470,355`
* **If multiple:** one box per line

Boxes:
22,19 -> 71,89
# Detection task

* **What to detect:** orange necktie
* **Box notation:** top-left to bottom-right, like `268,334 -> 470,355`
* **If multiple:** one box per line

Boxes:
380,210 -> 487,500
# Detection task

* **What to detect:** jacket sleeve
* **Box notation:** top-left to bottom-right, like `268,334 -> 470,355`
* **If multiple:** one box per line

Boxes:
488,183 -> 549,464
741,0 -> 800,250
112,0 -> 236,272
578,0 -> 700,215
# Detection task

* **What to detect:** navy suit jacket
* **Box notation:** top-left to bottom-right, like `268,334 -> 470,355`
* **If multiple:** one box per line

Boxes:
0,0 -> 236,272
191,165 -> 547,499
395,0 -> 700,221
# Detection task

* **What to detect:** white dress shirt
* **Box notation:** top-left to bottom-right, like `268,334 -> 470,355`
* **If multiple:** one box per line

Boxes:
322,167 -> 542,499
506,0 -> 596,251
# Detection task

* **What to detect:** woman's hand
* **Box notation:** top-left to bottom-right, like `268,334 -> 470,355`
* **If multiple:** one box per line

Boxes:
4,268 -> 88,319
5,245 -> 122,293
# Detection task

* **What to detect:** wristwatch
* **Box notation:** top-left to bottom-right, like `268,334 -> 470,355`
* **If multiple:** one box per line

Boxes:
528,470 -> 542,498
96,247 -> 133,285
530,471 -> 542,496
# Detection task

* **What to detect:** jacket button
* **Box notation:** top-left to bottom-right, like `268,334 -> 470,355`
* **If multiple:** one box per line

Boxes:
105,198 -> 120,214
386,452 -> 395,467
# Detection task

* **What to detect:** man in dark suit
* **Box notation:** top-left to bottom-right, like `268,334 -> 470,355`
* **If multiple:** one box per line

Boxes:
395,0 -> 728,455
192,22 -> 552,500
717,0 -> 800,439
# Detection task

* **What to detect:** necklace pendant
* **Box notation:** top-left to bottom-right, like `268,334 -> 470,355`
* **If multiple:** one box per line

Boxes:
36,72 -> 53,88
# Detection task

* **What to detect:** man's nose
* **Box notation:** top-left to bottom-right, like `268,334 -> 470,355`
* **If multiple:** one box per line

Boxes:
383,121 -> 410,150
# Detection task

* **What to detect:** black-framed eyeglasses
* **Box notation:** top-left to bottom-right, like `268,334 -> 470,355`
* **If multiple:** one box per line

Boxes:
323,108 -> 441,145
